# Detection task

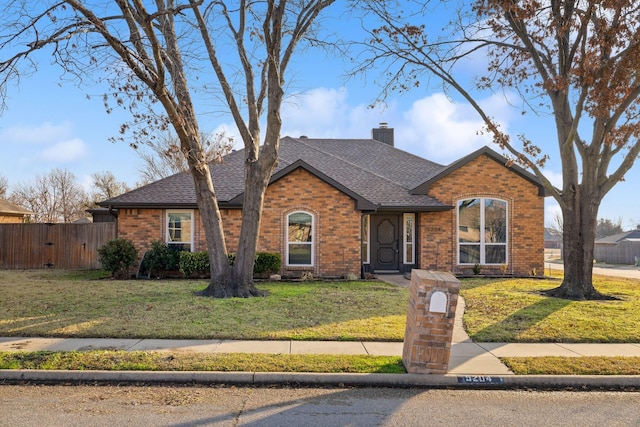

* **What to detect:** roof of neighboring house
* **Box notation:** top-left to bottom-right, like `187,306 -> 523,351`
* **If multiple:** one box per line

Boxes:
100,137 -> 546,212
544,228 -> 562,241
595,229 -> 640,244
0,199 -> 33,216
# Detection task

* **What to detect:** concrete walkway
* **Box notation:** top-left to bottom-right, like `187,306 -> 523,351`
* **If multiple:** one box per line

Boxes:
3,336 -> 640,376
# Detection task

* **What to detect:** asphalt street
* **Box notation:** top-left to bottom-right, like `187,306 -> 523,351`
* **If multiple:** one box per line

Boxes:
1,385 -> 640,427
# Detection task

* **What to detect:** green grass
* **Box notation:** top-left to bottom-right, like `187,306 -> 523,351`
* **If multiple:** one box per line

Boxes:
0,270 -> 407,341
460,274 -> 640,343
2,269 -> 640,375
0,351 -> 406,373
502,357 -> 640,375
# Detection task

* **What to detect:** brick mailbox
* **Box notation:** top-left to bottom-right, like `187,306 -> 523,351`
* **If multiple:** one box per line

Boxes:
402,269 -> 460,374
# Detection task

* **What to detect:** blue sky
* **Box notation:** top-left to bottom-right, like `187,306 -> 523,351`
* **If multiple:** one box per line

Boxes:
0,4 -> 638,229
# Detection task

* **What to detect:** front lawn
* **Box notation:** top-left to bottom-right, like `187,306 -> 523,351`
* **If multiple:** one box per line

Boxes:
2,270 -> 640,375
0,270 -> 407,341
461,274 -> 640,343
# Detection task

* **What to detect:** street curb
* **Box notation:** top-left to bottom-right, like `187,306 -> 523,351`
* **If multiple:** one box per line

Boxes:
2,370 -> 640,390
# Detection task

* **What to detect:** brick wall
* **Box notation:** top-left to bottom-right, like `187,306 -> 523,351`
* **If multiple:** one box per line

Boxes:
259,168 -> 361,277
117,168 -> 362,278
116,208 -> 163,256
423,155 -> 545,277
0,215 -> 27,224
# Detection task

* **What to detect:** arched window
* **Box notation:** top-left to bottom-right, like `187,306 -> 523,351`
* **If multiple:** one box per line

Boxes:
458,198 -> 507,264
286,211 -> 314,266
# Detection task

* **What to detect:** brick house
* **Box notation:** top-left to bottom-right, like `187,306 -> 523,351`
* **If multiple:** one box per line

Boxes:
100,125 -> 548,278
0,200 -> 33,223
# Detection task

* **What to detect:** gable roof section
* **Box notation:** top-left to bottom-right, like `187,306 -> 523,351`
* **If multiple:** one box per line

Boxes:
271,137 -> 450,211
0,199 -> 33,216
228,159 -> 378,210
410,146 -> 549,197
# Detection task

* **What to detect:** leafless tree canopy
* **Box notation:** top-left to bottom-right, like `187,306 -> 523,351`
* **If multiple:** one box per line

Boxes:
355,0 -> 640,299
9,168 -> 88,223
0,1 -> 336,297
0,174 -> 7,199
136,131 -> 233,185
89,171 -> 131,204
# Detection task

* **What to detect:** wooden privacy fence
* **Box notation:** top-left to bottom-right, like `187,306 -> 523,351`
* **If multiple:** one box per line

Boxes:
594,241 -> 640,265
0,223 -> 116,269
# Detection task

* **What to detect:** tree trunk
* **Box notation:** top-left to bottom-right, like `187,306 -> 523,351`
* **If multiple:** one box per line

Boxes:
189,161 -> 234,298
544,188 -> 609,300
232,165 -> 271,297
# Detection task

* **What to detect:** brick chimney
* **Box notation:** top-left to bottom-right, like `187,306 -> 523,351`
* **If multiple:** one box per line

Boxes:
372,123 -> 394,147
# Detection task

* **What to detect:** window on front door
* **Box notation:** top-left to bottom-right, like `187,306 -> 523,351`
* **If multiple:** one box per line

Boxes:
403,213 -> 415,264
362,215 -> 370,264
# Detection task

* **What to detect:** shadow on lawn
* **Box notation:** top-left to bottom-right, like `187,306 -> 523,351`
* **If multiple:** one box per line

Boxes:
470,297 -> 573,342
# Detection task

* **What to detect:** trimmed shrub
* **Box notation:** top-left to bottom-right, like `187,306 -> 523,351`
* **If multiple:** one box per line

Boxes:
179,251 -> 210,278
254,252 -> 282,278
177,251 -> 281,279
97,238 -> 138,279
145,241 -> 182,278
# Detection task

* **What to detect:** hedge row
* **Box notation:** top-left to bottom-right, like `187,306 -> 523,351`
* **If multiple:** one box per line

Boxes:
180,250 -> 281,279
97,239 -> 281,279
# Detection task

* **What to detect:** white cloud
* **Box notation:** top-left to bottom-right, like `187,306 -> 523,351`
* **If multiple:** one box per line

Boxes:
281,87 -> 349,137
0,121 -> 74,144
39,138 -> 87,163
280,86 -> 399,139
395,93 -> 497,164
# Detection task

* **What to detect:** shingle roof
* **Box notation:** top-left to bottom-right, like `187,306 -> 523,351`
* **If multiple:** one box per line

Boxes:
100,137 -> 543,212
0,199 -> 33,215
595,229 -> 640,244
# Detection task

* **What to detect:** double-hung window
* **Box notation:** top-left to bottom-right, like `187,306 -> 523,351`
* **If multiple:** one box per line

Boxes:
287,211 -> 313,266
167,210 -> 193,251
458,198 -> 507,264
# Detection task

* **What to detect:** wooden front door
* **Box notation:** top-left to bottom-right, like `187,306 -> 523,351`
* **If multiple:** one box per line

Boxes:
372,215 -> 400,272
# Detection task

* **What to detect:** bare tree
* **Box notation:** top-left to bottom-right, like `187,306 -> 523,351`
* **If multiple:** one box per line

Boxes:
1,1 -> 335,297
136,130 -> 233,185
89,171 -> 131,204
546,211 -> 564,241
355,0 -> 640,299
9,168 -> 87,223
0,174 -> 7,199
596,218 -> 624,239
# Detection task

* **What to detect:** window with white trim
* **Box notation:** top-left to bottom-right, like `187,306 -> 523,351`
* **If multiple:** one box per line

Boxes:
362,215 -> 370,264
458,198 -> 507,264
403,213 -> 415,264
167,210 -> 193,251
286,211 -> 313,266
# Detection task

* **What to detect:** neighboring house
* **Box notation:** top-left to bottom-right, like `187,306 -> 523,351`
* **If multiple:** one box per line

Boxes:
0,199 -> 33,223
594,226 -> 640,265
87,207 -> 118,223
544,228 -> 562,249
100,125 -> 548,278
